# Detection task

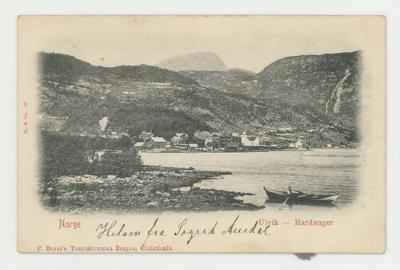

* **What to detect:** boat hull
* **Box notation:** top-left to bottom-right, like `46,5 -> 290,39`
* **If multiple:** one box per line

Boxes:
263,186 -> 338,205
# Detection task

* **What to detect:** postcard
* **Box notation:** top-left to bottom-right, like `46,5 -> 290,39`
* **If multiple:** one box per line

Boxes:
18,15 -> 386,253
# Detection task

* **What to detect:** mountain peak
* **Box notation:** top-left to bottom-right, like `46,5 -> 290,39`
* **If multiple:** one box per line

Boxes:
157,51 -> 227,71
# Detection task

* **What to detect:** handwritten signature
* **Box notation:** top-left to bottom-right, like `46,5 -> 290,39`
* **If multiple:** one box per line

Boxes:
95,215 -> 270,247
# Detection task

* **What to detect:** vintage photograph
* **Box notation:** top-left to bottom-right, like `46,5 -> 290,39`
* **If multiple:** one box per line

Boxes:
37,17 -> 360,213
18,16 -> 385,253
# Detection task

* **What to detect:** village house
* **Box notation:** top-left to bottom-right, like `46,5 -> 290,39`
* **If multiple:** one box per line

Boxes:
177,132 -> 189,141
139,131 -> 154,142
133,142 -> 145,150
170,136 -> 179,145
289,140 -> 303,149
188,143 -> 199,150
146,137 -> 167,150
295,140 -> 303,149
230,133 -> 242,145
193,131 -> 213,147
241,132 -> 260,147
171,132 -> 189,145
265,127 -> 278,133
204,138 -> 215,149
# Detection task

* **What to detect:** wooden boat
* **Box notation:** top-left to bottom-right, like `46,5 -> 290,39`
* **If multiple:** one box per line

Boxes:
263,186 -> 339,205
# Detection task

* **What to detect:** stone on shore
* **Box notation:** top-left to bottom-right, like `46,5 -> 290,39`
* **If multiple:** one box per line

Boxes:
42,166 -> 262,212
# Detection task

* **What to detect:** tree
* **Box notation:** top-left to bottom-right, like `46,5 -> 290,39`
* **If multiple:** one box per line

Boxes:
111,148 -> 143,177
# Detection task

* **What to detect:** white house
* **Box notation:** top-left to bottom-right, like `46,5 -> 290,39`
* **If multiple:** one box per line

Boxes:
188,143 -> 199,150
133,142 -> 145,150
241,132 -> 260,147
294,140 -> 303,149
204,138 -> 214,148
171,132 -> 188,145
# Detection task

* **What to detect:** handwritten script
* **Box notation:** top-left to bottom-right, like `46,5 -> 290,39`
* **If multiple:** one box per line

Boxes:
95,215 -> 270,248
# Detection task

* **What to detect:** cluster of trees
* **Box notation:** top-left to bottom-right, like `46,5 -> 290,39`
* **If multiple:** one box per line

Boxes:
40,130 -> 143,185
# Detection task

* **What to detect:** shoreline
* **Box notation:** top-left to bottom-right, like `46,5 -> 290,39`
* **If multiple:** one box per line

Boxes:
41,165 -> 263,212
139,147 -> 358,154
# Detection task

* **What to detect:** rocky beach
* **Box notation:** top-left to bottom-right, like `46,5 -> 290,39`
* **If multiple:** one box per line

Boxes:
41,166 -> 263,212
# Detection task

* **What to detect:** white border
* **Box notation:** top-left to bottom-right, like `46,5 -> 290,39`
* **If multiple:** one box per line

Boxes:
1,0 -> 399,269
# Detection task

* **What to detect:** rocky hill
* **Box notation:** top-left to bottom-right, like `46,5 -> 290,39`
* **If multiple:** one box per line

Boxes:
258,51 -> 361,134
40,52 -> 197,86
157,51 -> 226,71
258,51 -> 360,112
178,51 -> 361,140
179,69 -> 259,97
39,51 -> 361,145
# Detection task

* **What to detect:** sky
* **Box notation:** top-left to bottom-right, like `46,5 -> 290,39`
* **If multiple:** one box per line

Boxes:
21,16 -> 376,72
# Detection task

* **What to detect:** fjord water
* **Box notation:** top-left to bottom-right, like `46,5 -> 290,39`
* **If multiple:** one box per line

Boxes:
141,149 -> 359,210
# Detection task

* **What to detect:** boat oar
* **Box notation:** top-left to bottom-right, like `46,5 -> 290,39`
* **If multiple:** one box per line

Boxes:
278,196 -> 290,210
282,196 -> 290,205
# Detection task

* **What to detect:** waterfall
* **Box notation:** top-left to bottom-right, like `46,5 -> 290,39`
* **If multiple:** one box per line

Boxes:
325,69 -> 351,115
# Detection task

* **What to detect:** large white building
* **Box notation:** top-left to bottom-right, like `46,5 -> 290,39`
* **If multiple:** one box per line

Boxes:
241,132 -> 260,147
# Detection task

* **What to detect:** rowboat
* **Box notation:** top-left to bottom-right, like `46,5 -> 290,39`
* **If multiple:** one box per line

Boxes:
263,186 -> 339,205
